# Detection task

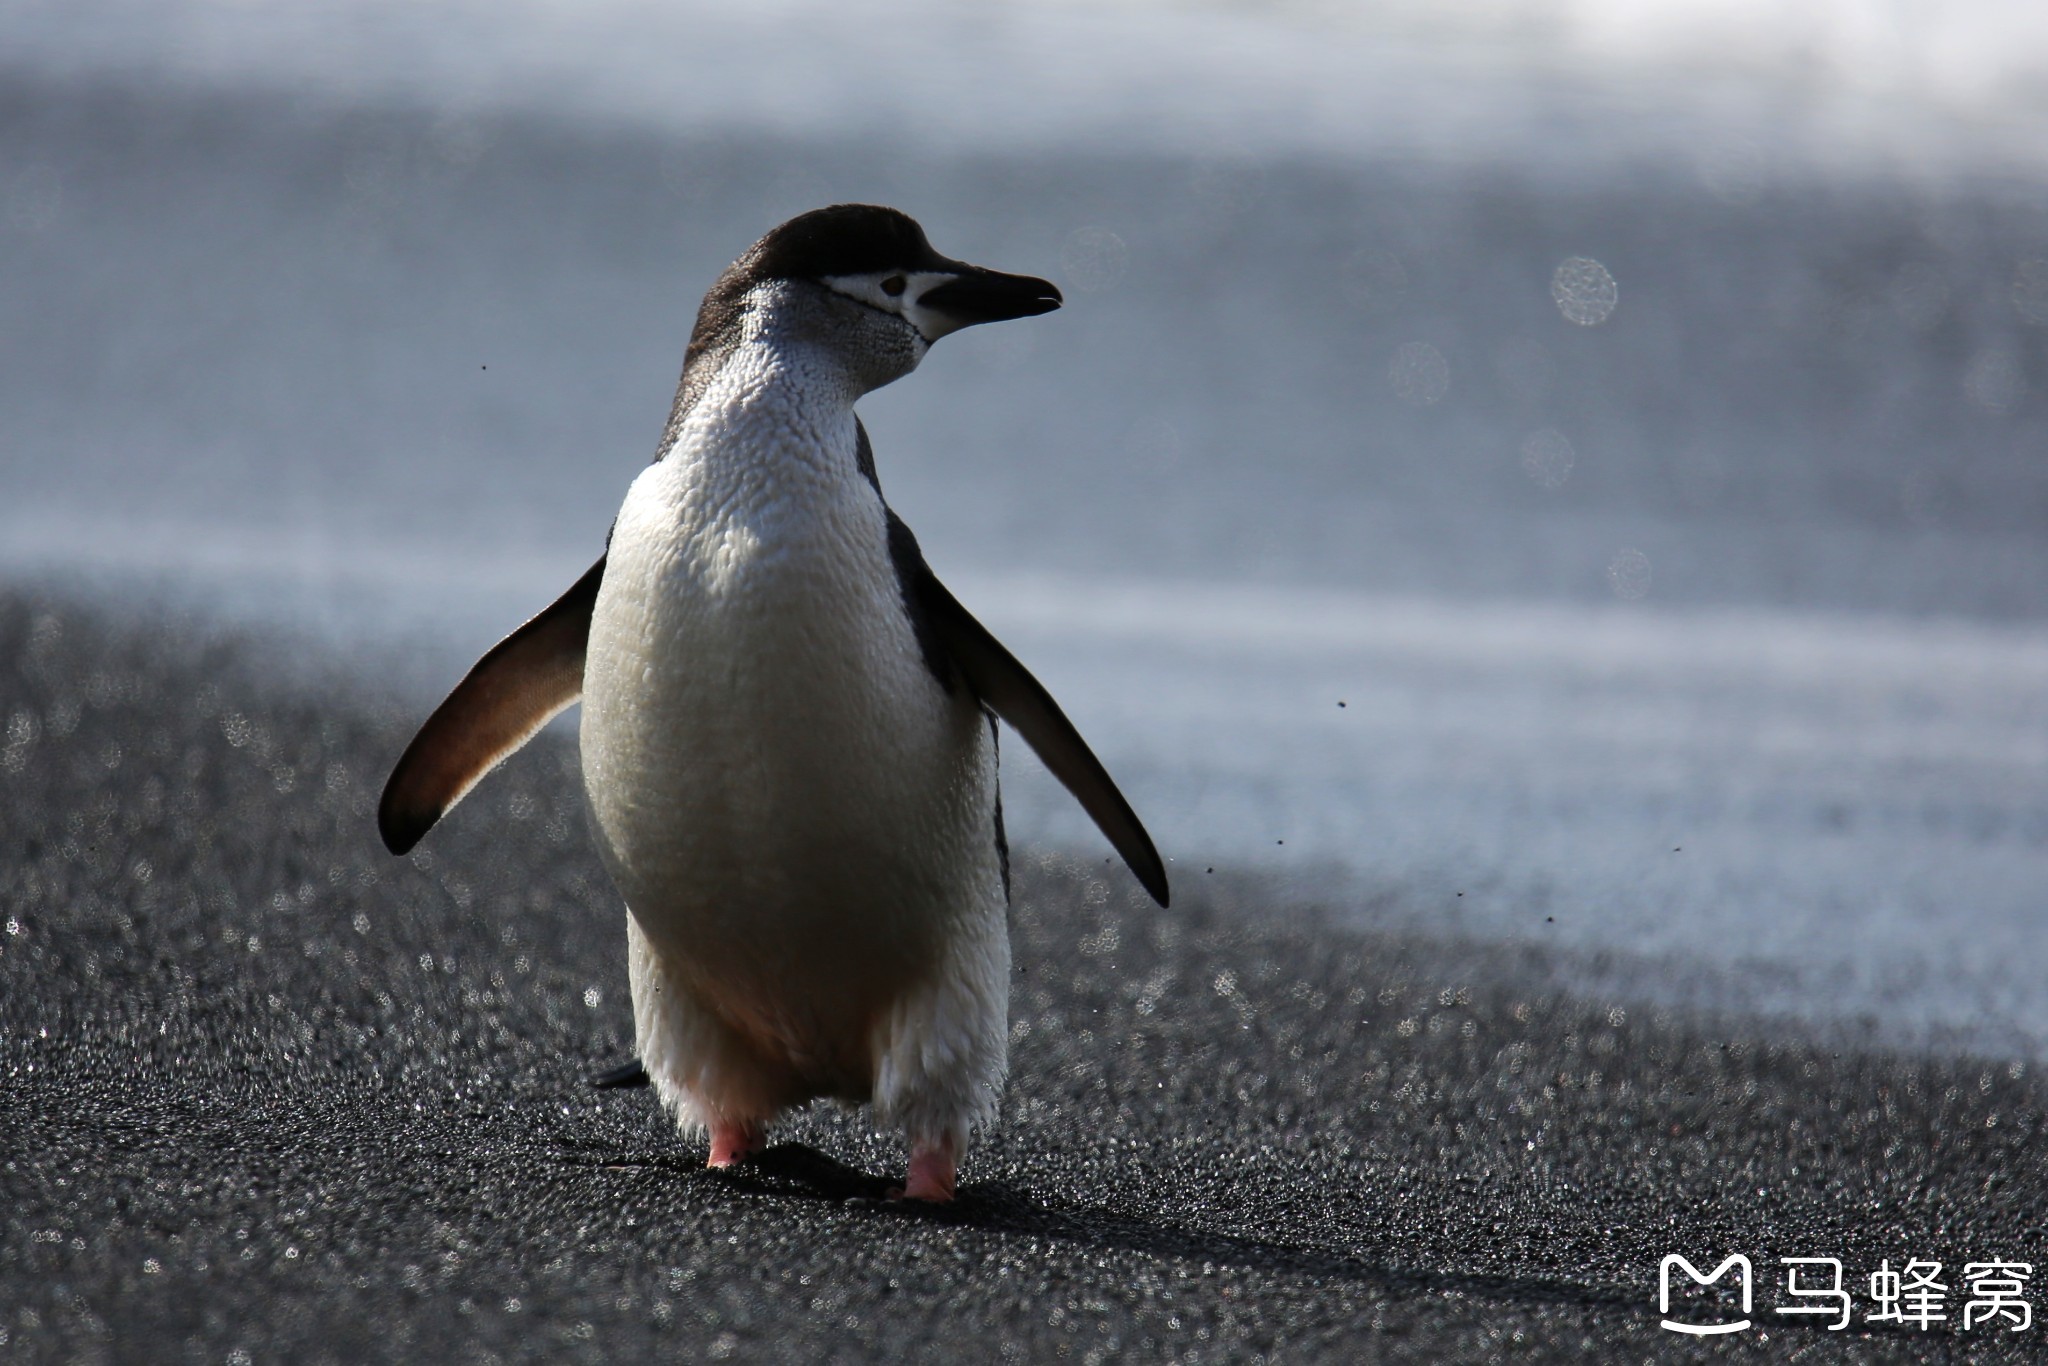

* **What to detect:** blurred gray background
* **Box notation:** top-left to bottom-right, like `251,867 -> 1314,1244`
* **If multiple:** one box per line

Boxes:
4,0 -> 2046,1049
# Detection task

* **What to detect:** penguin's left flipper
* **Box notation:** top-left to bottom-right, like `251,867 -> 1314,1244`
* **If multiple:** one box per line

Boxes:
912,566 -> 1171,909
379,556 -> 606,855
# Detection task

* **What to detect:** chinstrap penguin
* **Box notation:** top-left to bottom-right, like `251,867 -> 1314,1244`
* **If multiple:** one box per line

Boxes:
380,205 -> 1168,1201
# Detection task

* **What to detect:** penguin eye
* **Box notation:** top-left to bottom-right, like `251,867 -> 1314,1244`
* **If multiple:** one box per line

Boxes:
881,275 -> 907,298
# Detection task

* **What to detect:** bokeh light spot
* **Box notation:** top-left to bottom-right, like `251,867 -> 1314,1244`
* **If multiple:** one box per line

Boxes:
1060,226 -> 1127,293
1341,247 -> 1408,309
1888,263 -> 1950,332
1389,341 -> 1450,406
1964,349 -> 2024,413
1552,257 -> 1618,326
2014,259 -> 2048,326
7,164 -> 62,233
1607,548 -> 1652,600
1520,429 -> 1575,489
1695,141 -> 1767,205
1187,157 -> 1265,216
1124,415 -> 1185,472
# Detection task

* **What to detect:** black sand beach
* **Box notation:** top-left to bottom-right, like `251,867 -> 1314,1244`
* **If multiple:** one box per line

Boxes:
3,586 -> 2043,1363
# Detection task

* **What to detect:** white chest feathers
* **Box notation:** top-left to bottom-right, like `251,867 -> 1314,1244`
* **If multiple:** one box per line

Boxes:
578,334 -> 1006,1111
379,213 -> 1149,1198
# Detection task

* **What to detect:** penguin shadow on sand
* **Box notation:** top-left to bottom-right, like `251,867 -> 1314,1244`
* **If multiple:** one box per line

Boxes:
574,1058 -> 1646,1321
582,1057 -> 897,1201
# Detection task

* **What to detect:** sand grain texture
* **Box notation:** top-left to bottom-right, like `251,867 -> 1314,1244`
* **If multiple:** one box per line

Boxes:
1,589 -> 2041,1362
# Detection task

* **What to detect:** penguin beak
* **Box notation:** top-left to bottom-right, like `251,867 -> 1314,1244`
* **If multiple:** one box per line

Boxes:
915,267 -> 1062,331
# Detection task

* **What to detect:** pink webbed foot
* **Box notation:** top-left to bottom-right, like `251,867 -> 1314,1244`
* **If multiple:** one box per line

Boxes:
896,1136 -> 958,1202
706,1121 -> 765,1169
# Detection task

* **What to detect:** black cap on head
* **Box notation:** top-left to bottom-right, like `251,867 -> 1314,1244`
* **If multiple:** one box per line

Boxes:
742,204 -> 950,281
665,204 -> 1059,447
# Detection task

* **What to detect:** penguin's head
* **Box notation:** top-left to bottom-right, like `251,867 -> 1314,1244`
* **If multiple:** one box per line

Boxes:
697,205 -> 1062,392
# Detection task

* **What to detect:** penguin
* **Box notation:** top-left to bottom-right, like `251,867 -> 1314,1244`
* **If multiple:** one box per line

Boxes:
379,204 -> 1168,1201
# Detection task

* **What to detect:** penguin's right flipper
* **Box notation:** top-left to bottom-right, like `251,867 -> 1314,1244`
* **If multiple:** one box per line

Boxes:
588,1058 -> 650,1089
378,556 -> 606,855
